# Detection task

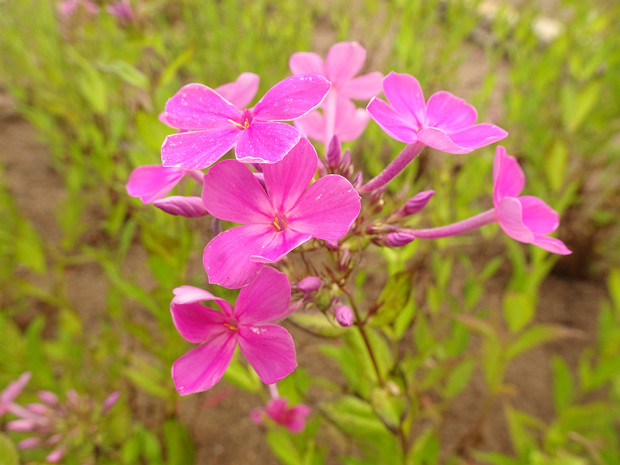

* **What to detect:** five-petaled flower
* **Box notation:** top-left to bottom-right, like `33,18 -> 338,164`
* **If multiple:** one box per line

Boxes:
202,138 -> 361,288
171,267 -> 297,395
367,72 -> 507,153
250,397 -> 311,434
493,146 -> 571,255
161,74 -> 330,169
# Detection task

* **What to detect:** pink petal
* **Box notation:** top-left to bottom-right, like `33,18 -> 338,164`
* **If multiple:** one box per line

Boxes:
0,372 -> 31,416
425,91 -> 477,131
172,285 -> 233,317
237,324 -> 297,384
289,52 -> 325,76
287,175 -> 361,241
284,404 -> 311,433
202,224 -> 275,288
252,74 -> 330,121
294,111 -> 326,142
161,127 -> 239,169
263,138 -> 318,213
202,160 -> 272,223
340,72 -> 384,100
367,97 -> 418,143
325,42 -> 366,87
216,72 -> 260,109
519,196 -> 559,235
493,146 -> 525,205
417,127 -> 474,154
496,197 -> 535,243
235,121 -> 300,164
153,196 -> 209,217
234,267 -> 291,324
336,102 -> 371,142
382,72 -> 426,128
249,229 -> 313,263
171,297 -> 229,344
126,165 -> 186,203
171,332 -> 237,395
164,83 -> 242,130
449,124 -> 508,150
531,235 -> 572,255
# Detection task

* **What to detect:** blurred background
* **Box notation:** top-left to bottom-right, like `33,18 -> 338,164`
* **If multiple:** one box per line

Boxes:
1,0 -> 619,464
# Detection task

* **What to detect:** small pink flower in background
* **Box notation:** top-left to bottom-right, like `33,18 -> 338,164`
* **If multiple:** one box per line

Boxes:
251,397 -> 310,434
170,267 -> 297,395
57,0 -> 99,17
493,146 -> 571,254
0,372 -> 31,417
295,97 -> 370,143
106,0 -> 134,23
161,74 -> 330,169
367,72 -> 507,153
202,138 -> 361,288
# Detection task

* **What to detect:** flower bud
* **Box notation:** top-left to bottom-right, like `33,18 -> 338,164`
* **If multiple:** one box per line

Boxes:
338,249 -> 351,271
102,391 -> 120,413
352,171 -> 363,189
335,305 -> 354,327
404,190 -> 434,215
384,232 -> 416,247
326,136 -> 342,169
38,391 -> 58,406
297,276 -> 322,293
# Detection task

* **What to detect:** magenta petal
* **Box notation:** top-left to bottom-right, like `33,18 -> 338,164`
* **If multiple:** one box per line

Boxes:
161,127 -> 239,169
382,72 -> 426,128
235,267 -> 291,324
326,42 -> 366,87
289,52 -> 325,76
172,332 -> 236,395
417,127 -> 474,154
425,91 -> 477,131
367,97 -> 418,143
202,160 -> 272,223
216,72 -> 260,109
164,83 -> 242,130
263,138 -> 318,213
252,74 -> 330,121
493,146 -> 525,205
126,165 -> 186,203
340,72 -> 383,100
154,196 -> 209,217
250,229 -> 312,263
287,175 -> 361,241
235,121 -> 300,164
171,299 -> 229,343
284,404 -> 311,433
496,197 -> 535,243
203,225 -> 274,288
237,324 -> 297,384
519,196 -> 559,235
449,124 -> 508,150
336,100 -> 370,142
172,285 -> 233,317
531,235 -> 572,255
294,111 -> 325,142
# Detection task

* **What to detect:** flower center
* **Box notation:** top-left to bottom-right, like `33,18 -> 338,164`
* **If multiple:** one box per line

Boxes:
272,212 -> 288,232
224,322 -> 238,331
229,110 -> 252,130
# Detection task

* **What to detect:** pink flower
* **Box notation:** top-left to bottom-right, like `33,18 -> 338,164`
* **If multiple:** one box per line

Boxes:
161,74 -> 330,169
0,372 -> 31,417
251,397 -> 310,434
493,146 -> 571,254
289,42 -> 382,100
106,0 -> 134,23
367,72 -> 507,154
201,138 -> 361,288
294,97 -> 370,143
170,267 -> 297,395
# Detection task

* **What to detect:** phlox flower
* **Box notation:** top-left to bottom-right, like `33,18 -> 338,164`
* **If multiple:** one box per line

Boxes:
171,267 -> 297,395
493,146 -> 571,254
201,138 -> 361,288
161,74 -> 330,169
251,397 -> 310,434
295,97 -> 370,143
367,72 -> 507,153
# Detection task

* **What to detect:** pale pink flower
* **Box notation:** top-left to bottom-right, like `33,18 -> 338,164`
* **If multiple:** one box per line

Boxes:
170,267 -> 297,395
251,397 -> 310,434
106,0 -> 134,23
493,146 -> 571,254
201,138 -> 361,288
0,372 -> 31,417
295,97 -> 370,143
161,75 -> 330,169
367,72 -> 507,153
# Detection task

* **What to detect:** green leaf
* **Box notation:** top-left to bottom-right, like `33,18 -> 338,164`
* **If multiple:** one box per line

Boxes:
0,434 -> 18,465
371,272 -> 413,327
266,430 -> 301,465
406,428 -> 439,465
444,358 -> 476,398
288,311 -> 345,338
504,406 -> 544,457
15,219 -> 46,274
163,419 -> 195,464
551,356 -> 573,413
100,60 -> 149,89
321,396 -> 388,439
503,291 -> 536,333
223,358 -> 260,392
507,324 -> 574,359
561,81 -> 601,132
544,140 -> 568,192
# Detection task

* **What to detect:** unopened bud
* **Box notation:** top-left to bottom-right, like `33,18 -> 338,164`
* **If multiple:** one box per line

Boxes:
403,190 -> 434,215
38,390 -> 58,406
335,305 -> 354,327
326,136 -> 342,168
352,171 -> 363,189
339,149 -> 351,172
338,249 -> 351,271
212,217 -> 222,235
102,391 -> 120,413
384,232 -> 416,247
297,276 -> 322,293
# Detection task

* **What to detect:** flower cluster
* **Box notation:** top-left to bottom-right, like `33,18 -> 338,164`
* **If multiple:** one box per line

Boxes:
127,41 -> 571,433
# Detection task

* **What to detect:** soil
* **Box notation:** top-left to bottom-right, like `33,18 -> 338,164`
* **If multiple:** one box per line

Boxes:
0,33 -> 610,465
